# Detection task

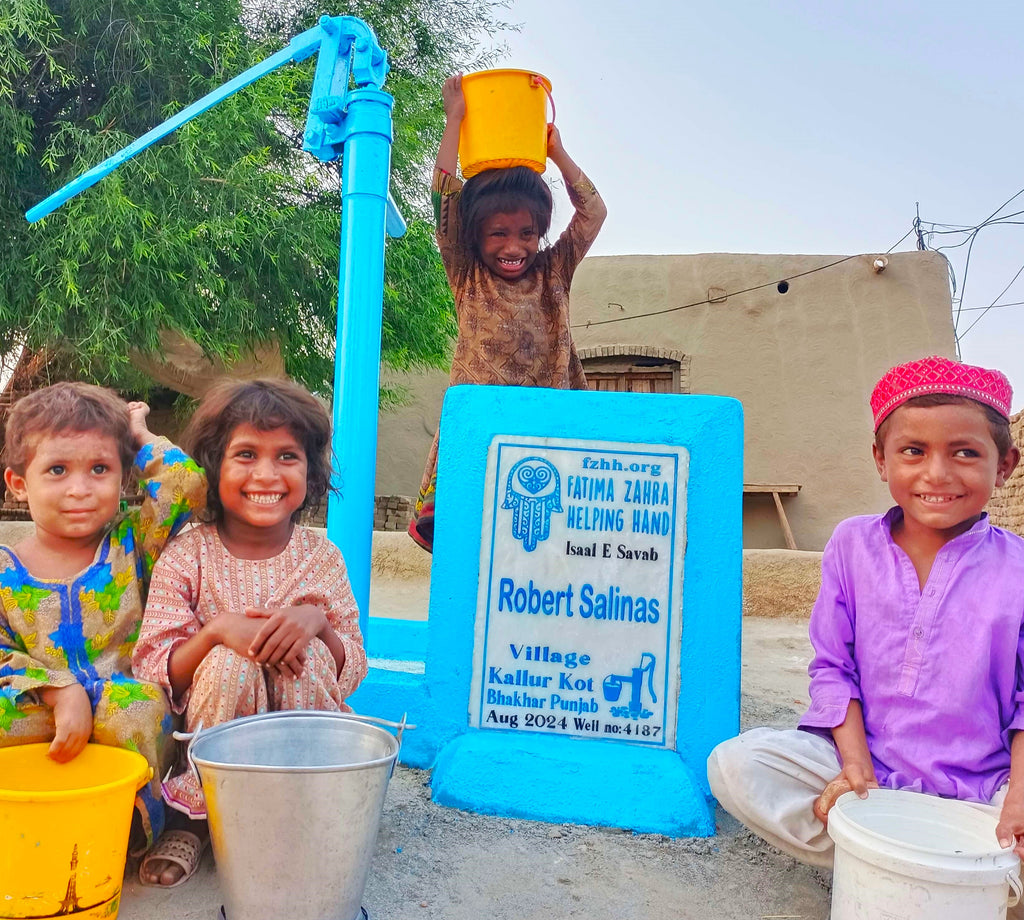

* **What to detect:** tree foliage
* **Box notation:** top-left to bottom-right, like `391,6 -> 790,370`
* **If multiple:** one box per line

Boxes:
0,0 -> 506,395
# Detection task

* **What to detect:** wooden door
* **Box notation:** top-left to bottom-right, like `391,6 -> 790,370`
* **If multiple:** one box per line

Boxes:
586,370 -> 675,393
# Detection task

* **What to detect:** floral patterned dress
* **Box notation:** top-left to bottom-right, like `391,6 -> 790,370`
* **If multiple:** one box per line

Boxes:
408,165 -> 606,551
0,439 -> 206,848
133,524 -> 368,818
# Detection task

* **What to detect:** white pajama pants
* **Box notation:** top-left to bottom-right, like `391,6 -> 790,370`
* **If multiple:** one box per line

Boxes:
707,727 -> 1022,917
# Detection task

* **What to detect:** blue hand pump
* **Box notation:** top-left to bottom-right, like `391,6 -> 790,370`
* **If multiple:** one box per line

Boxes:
26,16 -> 407,639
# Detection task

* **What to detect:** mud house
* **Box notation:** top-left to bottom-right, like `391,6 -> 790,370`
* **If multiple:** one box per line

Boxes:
375,250 -> 956,550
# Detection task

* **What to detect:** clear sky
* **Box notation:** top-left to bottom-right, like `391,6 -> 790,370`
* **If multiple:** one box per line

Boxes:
496,0 -> 1024,407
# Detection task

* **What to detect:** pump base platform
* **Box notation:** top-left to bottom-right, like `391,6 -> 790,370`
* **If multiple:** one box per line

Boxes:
432,730 -> 714,836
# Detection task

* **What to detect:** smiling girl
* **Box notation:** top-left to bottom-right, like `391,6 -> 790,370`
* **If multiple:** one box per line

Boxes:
408,73 -> 607,552
132,378 -> 367,887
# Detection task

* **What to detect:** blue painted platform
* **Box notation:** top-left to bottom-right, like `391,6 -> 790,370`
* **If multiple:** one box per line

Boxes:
350,385 -> 743,835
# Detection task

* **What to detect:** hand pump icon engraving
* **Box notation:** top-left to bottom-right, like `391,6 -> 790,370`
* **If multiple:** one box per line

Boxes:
603,652 -> 658,720
25,16 -> 406,638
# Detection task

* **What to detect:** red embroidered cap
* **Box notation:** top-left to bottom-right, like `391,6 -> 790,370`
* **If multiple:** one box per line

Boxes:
871,355 -> 1013,430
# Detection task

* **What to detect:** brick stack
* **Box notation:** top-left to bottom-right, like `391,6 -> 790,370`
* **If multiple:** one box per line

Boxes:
373,495 -> 413,532
297,495 -> 413,532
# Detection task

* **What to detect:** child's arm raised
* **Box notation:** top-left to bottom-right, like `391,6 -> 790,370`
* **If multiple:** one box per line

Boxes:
546,125 -> 607,270
432,75 -> 468,268
126,403 -> 207,578
436,74 -> 465,176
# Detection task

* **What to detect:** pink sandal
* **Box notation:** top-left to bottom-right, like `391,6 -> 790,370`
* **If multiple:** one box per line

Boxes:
138,829 -> 209,888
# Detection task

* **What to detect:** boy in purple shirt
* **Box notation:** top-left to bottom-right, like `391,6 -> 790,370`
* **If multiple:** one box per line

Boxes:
708,355 -> 1024,869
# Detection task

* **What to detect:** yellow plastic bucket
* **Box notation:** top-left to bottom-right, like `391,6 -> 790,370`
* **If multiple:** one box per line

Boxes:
0,743 -> 151,920
459,69 -> 553,178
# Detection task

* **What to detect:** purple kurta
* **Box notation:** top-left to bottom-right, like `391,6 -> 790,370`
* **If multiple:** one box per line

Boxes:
799,509 -> 1024,801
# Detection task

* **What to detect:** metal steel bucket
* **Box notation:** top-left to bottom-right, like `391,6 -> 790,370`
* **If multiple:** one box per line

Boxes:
187,711 -> 400,920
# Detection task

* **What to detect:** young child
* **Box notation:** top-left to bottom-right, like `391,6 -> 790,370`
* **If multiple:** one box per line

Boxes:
408,73 -> 607,551
708,355 -> 1024,872
0,382 -> 206,854
133,377 -> 368,887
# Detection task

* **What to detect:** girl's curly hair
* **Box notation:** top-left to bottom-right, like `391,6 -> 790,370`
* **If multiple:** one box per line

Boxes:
184,378 -> 334,524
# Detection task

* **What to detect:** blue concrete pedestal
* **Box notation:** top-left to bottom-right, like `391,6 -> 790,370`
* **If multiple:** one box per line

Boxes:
352,385 -> 743,836
433,730 -> 714,835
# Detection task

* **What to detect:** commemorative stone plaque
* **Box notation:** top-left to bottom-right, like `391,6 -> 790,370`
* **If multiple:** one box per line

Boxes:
470,436 -> 687,747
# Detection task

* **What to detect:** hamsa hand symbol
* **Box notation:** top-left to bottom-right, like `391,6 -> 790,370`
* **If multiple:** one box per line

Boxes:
502,457 -> 562,552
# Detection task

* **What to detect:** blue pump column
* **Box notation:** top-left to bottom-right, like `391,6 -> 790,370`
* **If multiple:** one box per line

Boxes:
326,88 -> 395,638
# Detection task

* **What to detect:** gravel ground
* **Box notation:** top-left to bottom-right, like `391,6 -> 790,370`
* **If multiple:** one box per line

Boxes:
119,617 -> 832,920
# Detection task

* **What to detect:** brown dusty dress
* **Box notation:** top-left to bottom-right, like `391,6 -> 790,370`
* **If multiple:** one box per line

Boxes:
408,166 -> 606,551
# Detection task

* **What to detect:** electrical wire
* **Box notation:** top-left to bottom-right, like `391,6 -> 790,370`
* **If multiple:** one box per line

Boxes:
957,300 -> 1024,312
927,186 -> 1024,333
924,215 -> 1024,241
571,227 -> 916,330
958,259 -> 1024,341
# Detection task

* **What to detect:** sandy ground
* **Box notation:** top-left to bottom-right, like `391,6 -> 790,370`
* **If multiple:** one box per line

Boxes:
119,592 -> 830,920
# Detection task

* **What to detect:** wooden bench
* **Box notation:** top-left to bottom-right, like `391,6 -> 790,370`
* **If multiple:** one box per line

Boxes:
743,483 -> 802,550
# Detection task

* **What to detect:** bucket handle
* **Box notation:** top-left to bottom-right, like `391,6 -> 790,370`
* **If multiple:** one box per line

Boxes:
530,74 -> 556,125
345,711 -> 415,748
344,712 -> 413,777
172,713 -> 414,782
137,766 -> 154,792
1009,868 -> 1023,908
173,720 -> 204,786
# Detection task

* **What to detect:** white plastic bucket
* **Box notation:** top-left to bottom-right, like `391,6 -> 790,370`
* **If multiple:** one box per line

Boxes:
827,788 -> 1022,920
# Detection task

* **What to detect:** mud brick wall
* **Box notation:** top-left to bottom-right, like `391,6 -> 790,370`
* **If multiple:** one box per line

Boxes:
987,410 -> 1024,537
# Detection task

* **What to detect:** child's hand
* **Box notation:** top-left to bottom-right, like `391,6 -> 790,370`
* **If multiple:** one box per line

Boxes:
127,401 -> 159,449
442,74 -> 466,122
813,764 -> 879,826
546,124 -> 565,159
212,613 -> 265,660
39,684 -> 93,762
246,605 -> 328,678
996,794 -> 1024,857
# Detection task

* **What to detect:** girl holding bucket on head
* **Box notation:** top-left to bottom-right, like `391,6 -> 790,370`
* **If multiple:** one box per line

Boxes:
132,378 -> 368,887
407,71 -> 607,552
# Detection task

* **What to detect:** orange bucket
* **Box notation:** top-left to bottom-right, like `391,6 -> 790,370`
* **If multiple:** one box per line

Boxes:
0,743 -> 151,919
459,69 -> 553,178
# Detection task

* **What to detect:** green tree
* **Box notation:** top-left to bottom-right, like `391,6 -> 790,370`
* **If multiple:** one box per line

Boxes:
0,0 -> 505,396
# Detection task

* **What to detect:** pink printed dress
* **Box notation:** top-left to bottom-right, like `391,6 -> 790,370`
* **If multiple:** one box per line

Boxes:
132,524 -> 368,818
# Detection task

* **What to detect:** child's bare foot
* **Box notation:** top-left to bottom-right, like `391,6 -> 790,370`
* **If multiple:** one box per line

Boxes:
138,819 -> 209,888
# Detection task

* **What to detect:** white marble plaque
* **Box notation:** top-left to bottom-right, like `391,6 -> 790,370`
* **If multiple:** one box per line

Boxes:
470,436 -> 688,747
